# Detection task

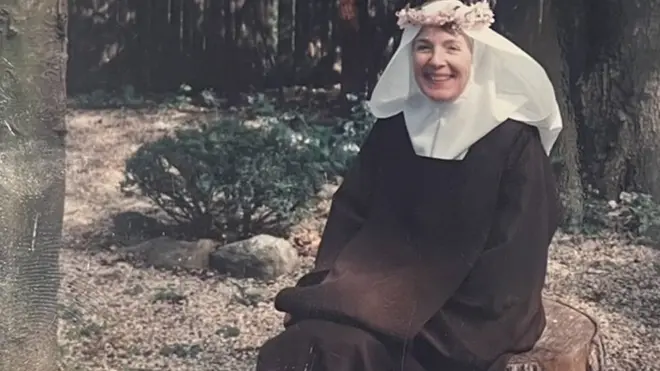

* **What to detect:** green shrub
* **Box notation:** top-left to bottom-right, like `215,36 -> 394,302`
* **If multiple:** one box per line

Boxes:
235,93 -> 377,183
606,192 -> 660,236
121,118 -> 325,241
582,190 -> 660,238
289,96 -> 376,181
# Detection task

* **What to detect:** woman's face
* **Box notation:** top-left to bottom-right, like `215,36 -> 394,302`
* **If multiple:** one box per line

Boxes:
412,26 -> 473,102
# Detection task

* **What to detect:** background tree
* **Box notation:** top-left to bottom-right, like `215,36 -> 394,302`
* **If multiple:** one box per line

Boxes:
490,0 -> 660,229
0,0 -> 67,369
578,0 -> 660,202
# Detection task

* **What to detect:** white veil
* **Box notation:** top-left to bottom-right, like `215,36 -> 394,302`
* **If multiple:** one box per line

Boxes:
366,0 -> 562,160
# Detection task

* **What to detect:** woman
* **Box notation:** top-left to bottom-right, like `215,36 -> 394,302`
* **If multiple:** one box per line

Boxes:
256,0 -> 562,370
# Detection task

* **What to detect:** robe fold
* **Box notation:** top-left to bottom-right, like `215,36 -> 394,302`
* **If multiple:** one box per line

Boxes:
256,113 -> 560,371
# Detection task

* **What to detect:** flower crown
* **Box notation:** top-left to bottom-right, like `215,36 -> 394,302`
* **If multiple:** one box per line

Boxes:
395,1 -> 495,31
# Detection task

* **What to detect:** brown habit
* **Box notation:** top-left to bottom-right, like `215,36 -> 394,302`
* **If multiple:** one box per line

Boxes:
256,113 -> 560,371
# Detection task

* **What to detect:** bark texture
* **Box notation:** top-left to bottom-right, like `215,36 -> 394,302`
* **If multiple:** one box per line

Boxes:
0,0 -> 67,369
506,299 -> 605,371
579,0 -> 660,200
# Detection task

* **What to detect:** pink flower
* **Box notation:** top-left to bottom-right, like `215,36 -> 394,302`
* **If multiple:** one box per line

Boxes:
395,0 -> 494,31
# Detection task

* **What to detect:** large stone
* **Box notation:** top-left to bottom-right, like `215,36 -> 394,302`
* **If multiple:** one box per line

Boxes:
120,236 -> 218,271
209,234 -> 300,281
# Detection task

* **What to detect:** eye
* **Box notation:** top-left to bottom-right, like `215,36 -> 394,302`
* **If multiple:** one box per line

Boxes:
415,45 -> 433,54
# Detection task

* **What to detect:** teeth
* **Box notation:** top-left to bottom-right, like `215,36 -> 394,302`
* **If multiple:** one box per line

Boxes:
429,76 -> 451,82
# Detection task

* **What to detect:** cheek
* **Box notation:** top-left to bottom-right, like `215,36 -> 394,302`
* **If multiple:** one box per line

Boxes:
460,68 -> 471,86
412,55 -> 426,75
456,58 -> 472,84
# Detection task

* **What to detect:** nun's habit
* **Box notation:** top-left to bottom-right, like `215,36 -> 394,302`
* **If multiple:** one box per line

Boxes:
255,1 -> 563,370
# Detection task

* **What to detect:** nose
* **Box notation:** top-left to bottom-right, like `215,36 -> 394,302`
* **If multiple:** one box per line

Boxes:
428,49 -> 448,68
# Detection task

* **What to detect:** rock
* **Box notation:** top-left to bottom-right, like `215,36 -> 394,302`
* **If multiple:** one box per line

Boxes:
316,183 -> 339,200
92,268 -> 123,285
233,286 -> 268,307
216,325 -> 241,338
120,236 -> 218,271
209,234 -> 299,280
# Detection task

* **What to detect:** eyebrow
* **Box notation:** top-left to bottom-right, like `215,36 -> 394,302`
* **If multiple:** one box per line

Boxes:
414,37 -> 462,47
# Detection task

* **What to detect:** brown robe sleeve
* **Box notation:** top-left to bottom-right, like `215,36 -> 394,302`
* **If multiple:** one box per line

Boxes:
294,122 -> 381,287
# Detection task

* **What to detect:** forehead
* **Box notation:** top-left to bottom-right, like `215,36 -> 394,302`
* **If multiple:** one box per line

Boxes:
414,26 -> 468,44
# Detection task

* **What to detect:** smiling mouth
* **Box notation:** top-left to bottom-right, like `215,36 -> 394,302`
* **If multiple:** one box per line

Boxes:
423,72 -> 454,83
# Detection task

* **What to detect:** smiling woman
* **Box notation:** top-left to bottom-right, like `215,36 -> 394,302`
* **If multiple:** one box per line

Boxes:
255,1 -> 564,370
411,26 -> 473,102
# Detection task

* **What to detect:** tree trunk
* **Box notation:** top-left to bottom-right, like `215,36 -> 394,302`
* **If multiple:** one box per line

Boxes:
579,0 -> 660,201
293,0 -> 311,84
365,0 -> 408,94
338,0 -> 366,113
0,0 -> 67,369
494,0 -> 586,230
506,299 -> 605,371
277,0 -> 294,75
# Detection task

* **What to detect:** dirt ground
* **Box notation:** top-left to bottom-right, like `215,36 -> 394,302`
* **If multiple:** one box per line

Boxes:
64,107 -> 204,242
58,106 -> 660,371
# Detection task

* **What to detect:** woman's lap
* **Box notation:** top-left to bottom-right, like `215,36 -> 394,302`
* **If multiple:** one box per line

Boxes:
256,319 -> 425,371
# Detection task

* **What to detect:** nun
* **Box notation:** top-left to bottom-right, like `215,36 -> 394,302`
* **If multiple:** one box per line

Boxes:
256,0 -> 563,369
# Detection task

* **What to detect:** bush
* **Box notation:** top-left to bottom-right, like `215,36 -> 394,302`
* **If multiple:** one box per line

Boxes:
234,93 -> 376,183
582,190 -> 660,238
605,192 -> 660,236
283,95 -> 376,181
322,97 -> 377,177
121,118 -> 325,241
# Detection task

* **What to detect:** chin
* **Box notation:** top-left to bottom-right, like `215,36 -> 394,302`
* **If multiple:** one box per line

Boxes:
423,89 -> 459,102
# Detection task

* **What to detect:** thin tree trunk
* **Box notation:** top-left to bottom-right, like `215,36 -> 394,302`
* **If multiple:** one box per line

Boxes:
276,0 -> 295,88
0,0 -> 67,369
338,0 -> 363,107
293,0 -> 310,84
366,0 -> 408,94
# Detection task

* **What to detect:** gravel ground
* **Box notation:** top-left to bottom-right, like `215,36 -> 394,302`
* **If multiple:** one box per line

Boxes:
57,107 -> 660,370
56,233 -> 660,371
544,235 -> 659,371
